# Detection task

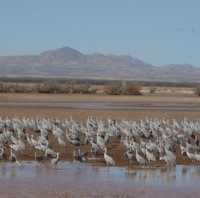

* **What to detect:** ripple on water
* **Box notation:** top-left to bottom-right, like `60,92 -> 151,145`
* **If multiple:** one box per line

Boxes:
0,102 -> 199,110
1,162 -> 200,197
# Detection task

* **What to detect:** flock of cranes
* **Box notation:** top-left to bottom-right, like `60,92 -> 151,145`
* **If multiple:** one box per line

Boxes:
0,115 -> 200,168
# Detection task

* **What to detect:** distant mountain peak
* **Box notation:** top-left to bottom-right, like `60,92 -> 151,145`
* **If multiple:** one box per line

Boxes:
0,46 -> 199,82
40,46 -> 86,61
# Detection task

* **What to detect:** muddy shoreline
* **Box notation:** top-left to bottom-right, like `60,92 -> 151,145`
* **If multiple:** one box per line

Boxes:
0,93 -> 200,197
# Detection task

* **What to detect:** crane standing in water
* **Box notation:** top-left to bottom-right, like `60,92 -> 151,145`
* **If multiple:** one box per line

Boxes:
104,148 -> 115,165
10,148 -> 21,167
51,152 -> 60,167
35,152 -> 44,167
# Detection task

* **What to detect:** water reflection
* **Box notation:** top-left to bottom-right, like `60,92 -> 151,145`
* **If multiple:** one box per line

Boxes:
1,162 -> 200,197
0,102 -> 199,110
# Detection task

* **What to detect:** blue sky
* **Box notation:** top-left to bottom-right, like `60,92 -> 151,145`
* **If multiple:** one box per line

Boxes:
1,0 -> 200,67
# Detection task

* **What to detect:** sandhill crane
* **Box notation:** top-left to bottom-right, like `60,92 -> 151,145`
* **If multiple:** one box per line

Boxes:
140,138 -> 148,148
31,135 -> 40,148
97,135 -> 106,150
104,148 -> 115,166
91,147 -> 100,159
73,150 -> 83,163
145,147 -> 156,166
10,148 -> 20,166
53,125 -> 63,138
165,146 -> 176,161
10,144 -> 21,152
185,137 -> 196,151
89,138 -> 100,151
68,138 -> 83,147
124,149 -> 136,164
0,147 -> 6,161
35,152 -> 43,167
51,152 -> 59,167
17,135 -> 25,151
66,131 -> 83,147
147,140 -> 159,153
135,149 -> 147,166
195,152 -> 200,161
67,131 -> 81,142
58,136 -> 67,147
45,147 -> 57,158
195,135 -> 200,151
26,134 -> 34,147
186,147 -> 197,163
179,141 -> 187,156
160,155 -> 176,166
16,125 -> 26,138
78,148 -> 88,161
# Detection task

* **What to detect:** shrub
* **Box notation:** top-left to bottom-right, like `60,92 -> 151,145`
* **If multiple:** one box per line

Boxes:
1,83 -> 15,93
104,81 -> 141,95
12,84 -> 23,93
89,86 -> 98,94
0,82 -> 3,92
62,83 -> 71,93
69,84 -> 97,94
78,84 -> 90,94
149,86 -> 156,94
194,86 -> 200,96
125,83 -> 141,95
36,80 -> 62,93
104,82 -> 122,95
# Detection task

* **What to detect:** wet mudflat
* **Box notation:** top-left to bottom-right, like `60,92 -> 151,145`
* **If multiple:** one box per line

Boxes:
1,162 -> 200,198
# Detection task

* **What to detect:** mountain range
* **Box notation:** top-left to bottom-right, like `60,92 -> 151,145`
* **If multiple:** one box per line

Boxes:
0,46 -> 199,82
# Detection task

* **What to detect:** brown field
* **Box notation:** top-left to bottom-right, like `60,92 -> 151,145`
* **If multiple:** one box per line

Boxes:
0,92 -> 200,168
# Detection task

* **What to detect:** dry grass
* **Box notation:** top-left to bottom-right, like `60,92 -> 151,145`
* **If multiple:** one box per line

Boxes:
141,86 -> 194,94
0,92 -> 199,104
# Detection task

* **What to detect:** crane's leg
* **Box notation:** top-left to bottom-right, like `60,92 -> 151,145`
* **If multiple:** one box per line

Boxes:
16,160 -> 21,167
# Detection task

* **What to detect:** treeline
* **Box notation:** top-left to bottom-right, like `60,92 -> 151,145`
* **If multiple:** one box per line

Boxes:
0,80 -> 97,94
0,79 -> 199,96
0,80 -> 142,95
0,76 -> 199,87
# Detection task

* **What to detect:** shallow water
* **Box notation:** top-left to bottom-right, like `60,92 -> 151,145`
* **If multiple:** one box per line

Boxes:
0,102 -> 199,110
1,162 -> 200,198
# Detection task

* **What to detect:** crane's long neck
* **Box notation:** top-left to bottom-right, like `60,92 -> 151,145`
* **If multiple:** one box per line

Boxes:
104,148 -> 107,155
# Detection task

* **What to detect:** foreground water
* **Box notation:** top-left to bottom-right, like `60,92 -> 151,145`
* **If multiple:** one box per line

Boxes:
1,162 -> 200,198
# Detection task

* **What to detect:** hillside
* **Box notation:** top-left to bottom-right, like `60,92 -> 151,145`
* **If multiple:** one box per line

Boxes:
0,46 -> 199,82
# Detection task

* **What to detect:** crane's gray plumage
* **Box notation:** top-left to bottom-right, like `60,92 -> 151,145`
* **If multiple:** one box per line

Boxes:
9,148 -> 21,166
73,150 -> 83,163
160,155 -> 176,166
145,147 -> 156,166
1,115 -> 200,169
0,147 -> 6,161
35,152 -> 43,166
136,149 -> 147,166
51,152 -> 59,166
104,148 -> 115,165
